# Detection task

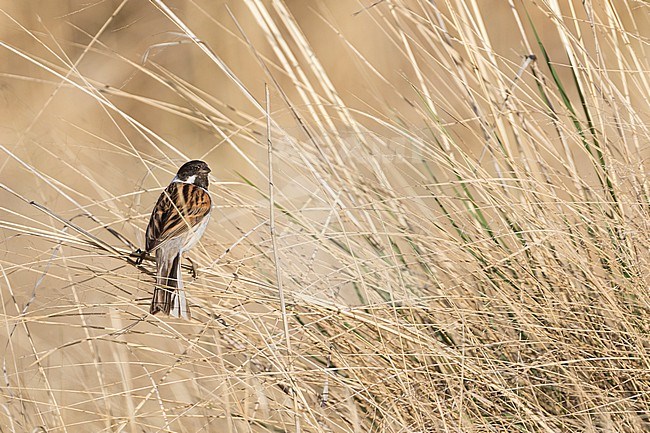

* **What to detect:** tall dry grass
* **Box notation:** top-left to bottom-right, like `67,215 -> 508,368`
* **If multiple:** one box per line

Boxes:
1,0 -> 649,432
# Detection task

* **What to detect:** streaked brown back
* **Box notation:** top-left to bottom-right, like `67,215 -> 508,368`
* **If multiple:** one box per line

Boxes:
145,182 -> 211,252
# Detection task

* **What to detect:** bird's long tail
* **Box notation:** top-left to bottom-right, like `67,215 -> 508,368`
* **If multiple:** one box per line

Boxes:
150,250 -> 191,319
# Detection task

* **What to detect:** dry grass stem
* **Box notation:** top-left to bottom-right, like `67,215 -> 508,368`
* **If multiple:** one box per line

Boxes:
0,1 -> 649,432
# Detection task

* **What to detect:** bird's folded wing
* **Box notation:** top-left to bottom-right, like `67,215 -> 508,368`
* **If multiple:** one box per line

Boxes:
145,183 -> 211,252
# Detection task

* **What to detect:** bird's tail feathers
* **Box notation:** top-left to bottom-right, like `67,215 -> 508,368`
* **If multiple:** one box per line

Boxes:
150,251 -> 191,320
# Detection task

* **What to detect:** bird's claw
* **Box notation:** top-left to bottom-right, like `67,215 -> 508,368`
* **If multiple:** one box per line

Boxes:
133,248 -> 146,265
187,257 -> 199,279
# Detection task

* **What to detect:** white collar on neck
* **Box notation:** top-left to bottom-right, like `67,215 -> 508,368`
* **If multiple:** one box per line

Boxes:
173,174 -> 196,184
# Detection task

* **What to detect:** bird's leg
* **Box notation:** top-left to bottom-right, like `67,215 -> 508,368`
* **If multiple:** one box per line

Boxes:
187,257 -> 198,279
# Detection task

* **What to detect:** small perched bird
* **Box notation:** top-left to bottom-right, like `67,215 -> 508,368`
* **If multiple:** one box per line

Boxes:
143,160 -> 212,319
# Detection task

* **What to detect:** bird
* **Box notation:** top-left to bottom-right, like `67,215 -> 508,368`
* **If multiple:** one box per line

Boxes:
142,160 -> 212,319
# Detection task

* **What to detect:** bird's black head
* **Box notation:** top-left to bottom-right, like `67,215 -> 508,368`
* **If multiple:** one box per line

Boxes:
175,160 -> 211,189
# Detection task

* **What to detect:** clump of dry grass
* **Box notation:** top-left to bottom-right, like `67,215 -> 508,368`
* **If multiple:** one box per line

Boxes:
1,1 -> 649,432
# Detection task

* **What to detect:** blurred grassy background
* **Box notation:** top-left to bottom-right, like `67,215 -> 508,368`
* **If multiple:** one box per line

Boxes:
1,1 -> 649,432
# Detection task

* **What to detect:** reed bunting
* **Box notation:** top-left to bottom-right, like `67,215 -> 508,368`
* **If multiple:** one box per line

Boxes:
143,160 -> 212,319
